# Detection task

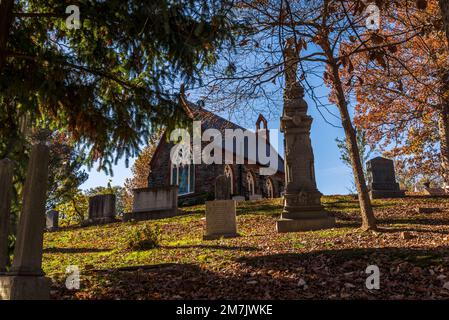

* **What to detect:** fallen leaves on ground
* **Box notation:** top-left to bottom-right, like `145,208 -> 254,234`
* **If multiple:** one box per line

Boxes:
45,195 -> 449,300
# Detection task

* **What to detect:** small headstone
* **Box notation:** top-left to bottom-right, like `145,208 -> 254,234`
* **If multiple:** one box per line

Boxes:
423,187 -> 447,196
85,194 -> 116,225
249,194 -> 263,201
215,175 -> 231,200
203,200 -> 238,240
366,157 -> 405,199
46,210 -> 59,231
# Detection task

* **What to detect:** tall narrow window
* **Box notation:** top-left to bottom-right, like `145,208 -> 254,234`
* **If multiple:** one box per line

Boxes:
171,163 -> 194,195
224,165 -> 234,195
246,171 -> 255,196
266,178 -> 274,199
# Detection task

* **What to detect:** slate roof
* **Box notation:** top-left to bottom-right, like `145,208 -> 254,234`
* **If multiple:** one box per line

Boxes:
182,99 -> 285,174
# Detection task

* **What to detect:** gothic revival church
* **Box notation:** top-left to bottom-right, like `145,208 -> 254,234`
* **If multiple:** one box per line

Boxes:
147,98 -> 285,204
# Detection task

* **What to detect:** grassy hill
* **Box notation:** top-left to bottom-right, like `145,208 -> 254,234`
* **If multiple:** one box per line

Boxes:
44,195 -> 449,299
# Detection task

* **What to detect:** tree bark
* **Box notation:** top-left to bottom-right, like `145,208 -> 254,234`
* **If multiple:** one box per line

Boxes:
322,43 -> 377,231
0,0 -> 14,73
438,104 -> 449,187
439,0 -> 449,186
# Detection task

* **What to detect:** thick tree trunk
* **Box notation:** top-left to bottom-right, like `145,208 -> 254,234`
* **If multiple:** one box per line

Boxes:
435,0 -> 449,187
440,0 -> 449,45
438,104 -> 449,187
437,1 -> 449,186
0,0 -> 14,72
323,45 -> 377,231
334,90 -> 377,231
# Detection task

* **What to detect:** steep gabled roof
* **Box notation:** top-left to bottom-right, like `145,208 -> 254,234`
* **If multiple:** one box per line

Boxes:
181,98 -> 285,174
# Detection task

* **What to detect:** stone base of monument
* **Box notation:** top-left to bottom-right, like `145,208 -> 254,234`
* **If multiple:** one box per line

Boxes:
276,211 -> 335,233
203,200 -> 239,240
0,275 -> 50,300
369,190 -> 405,199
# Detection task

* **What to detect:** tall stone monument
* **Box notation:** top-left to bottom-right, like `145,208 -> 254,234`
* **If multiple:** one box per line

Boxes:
276,44 -> 335,233
367,157 -> 405,199
0,144 -> 51,300
0,159 -> 13,273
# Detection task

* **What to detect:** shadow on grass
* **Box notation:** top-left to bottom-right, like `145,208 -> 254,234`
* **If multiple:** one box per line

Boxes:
236,246 -> 449,269
44,247 -> 110,254
161,244 -> 261,251
379,217 -> 449,227
52,246 -> 449,300
377,226 -> 449,235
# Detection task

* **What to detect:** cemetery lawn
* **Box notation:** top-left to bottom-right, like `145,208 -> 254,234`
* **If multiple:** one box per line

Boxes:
44,195 -> 449,300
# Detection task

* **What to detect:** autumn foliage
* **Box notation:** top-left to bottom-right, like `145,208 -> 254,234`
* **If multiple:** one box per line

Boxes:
341,0 -> 449,186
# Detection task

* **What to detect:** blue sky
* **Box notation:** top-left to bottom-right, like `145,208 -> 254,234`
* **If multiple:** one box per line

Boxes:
80,87 -> 355,195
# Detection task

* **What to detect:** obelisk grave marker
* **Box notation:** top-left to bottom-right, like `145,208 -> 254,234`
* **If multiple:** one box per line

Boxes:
0,144 -> 51,300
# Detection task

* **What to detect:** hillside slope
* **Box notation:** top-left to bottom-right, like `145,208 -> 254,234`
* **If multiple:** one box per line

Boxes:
44,196 -> 449,299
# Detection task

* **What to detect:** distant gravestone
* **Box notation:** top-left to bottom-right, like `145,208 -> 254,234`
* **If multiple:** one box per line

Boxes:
366,157 -> 405,199
46,210 -> 59,232
85,194 -> 116,225
422,182 -> 448,196
122,186 -> 178,222
215,175 -> 231,200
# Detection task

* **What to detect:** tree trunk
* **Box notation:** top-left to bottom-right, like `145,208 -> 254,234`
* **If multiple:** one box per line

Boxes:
322,44 -> 377,231
440,1 -> 449,183
0,0 -> 14,72
440,0 -> 449,45
438,104 -> 449,187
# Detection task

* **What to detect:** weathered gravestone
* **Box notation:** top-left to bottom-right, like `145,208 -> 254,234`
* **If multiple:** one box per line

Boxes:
46,210 -> 59,232
422,182 -> 448,196
0,159 -> 13,273
204,176 -> 238,240
84,194 -> 116,225
366,157 -> 405,199
0,144 -> 51,300
123,186 -> 178,222
215,175 -> 231,200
